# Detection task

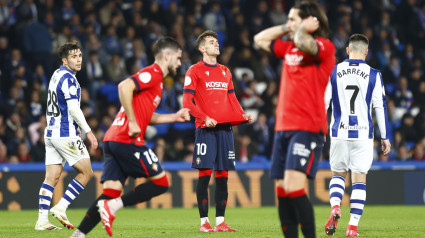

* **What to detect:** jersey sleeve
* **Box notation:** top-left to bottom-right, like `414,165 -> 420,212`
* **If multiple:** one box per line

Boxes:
183,66 -> 197,94
270,39 -> 292,59
372,71 -> 390,139
314,38 -> 335,62
130,71 -> 159,93
324,76 -> 332,111
62,74 -> 79,100
227,72 -> 245,114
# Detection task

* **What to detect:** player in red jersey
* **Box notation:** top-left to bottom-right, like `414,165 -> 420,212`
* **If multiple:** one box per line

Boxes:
254,1 -> 335,237
183,30 -> 252,233
70,37 -> 189,238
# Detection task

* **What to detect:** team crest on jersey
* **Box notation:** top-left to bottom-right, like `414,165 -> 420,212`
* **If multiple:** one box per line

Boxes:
152,163 -> 158,171
196,157 -> 201,165
205,71 -> 209,76
222,70 -> 226,77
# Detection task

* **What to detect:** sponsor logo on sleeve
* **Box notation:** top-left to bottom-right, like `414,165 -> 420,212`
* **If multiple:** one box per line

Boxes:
139,72 -> 152,83
184,76 -> 191,86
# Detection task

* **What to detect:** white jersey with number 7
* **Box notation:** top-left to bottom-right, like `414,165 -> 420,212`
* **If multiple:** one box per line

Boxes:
325,59 -> 390,140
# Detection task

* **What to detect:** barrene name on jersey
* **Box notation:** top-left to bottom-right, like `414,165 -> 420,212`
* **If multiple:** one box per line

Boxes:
337,68 -> 369,80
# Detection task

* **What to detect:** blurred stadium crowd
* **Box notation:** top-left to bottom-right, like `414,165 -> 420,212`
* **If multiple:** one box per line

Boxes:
0,0 -> 424,164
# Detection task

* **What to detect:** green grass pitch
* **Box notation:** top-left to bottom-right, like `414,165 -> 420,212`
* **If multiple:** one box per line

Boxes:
0,205 -> 424,237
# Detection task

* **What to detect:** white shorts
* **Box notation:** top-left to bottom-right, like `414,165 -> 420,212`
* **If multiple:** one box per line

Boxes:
329,139 -> 373,174
45,137 -> 90,167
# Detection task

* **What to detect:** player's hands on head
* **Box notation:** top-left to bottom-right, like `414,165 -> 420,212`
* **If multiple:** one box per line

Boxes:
381,139 -> 391,155
86,131 -> 98,150
204,116 -> 217,128
175,108 -> 191,122
243,114 -> 254,123
128,120 -> 141,138
300,16 -> 319,33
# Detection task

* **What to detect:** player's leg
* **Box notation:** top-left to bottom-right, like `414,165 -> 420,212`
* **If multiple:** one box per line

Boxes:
346,139 -> 372,237
283,131 -> 323,238
197,169 -> 213,232
71,183 -> 122,238
326,139 -> 349,235
35,137 -> 63,230
50,137 -> 93,229
35,163 -> 63,230
97,144 -> 169,236
213,125 -> 236,232
192,127 -> 216,232
71,141 -> 124,237
270,132 -> 298,237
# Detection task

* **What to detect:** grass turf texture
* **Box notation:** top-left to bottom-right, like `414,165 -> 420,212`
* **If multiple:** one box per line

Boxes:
0,205 -> 423,237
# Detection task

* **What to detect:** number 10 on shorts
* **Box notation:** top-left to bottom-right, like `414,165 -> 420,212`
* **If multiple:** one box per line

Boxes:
196,143 -> 207,155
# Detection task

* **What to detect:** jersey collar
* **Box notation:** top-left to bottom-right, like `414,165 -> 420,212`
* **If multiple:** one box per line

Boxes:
153,63 -> 164,78
202,60 -> 217,67
344,59 -> 365,64
60,65 -> 75,76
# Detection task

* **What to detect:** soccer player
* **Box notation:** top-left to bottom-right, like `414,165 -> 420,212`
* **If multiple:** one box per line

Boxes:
324,34 -> 391,237
254,1 -> 335,237
182,30 -> 252,233
70,37 -> 189,238
35,42 -> 98,230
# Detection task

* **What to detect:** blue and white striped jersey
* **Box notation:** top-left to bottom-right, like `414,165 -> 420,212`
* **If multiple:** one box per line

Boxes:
44,66 -> 81,138
325,59 -> 389,140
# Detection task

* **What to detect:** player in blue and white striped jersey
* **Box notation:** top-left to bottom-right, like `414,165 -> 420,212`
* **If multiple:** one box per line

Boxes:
35,42 -> 98,231
324,34 -> 391,237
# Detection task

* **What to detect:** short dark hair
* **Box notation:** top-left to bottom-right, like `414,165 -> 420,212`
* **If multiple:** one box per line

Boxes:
195,30 -> 218,51
152,36 -> 182,58
349,34 -> 369,46
58,41 -> 81,59
294,0 -> 329,38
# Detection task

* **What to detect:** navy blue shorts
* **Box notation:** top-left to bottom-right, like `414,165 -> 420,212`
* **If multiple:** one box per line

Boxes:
101,141 -> 164,185
192,124 -> 236,171
270,131 -> 323,179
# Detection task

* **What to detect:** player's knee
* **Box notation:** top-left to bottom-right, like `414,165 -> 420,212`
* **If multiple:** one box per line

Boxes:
151,175 -> 169,188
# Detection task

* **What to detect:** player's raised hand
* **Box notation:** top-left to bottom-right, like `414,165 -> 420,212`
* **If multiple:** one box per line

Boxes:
175,108 -> 191,122
204,116 -> 217,128
300,16 -> 319,33
86,131 -> 98,150
128,120 -> 141,138
243,114 -> 254,123
381,139 -> 391,155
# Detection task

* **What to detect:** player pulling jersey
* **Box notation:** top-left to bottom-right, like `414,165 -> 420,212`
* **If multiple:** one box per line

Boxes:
45,65 -> 81,138
325,59 -> 389,140
104,63 -> 163,146
271,37 -> 335,133
183,61 -> 247,128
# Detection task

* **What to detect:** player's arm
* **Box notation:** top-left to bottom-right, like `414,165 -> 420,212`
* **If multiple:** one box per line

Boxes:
324,76 -> 333,111
294,16 -> 319,56
67,100 -> 98,149
228,75 -> 253,123
118,78 -> 140,137
150,108 -> 190,125
254,25 -> 288,53
182,93 -> 217,127
371,72 -> 391,155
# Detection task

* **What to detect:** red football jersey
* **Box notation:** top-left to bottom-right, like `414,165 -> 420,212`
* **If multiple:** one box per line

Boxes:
183,61 -> 247,128
271,37 -> 335,134
103,64 -> 163,145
